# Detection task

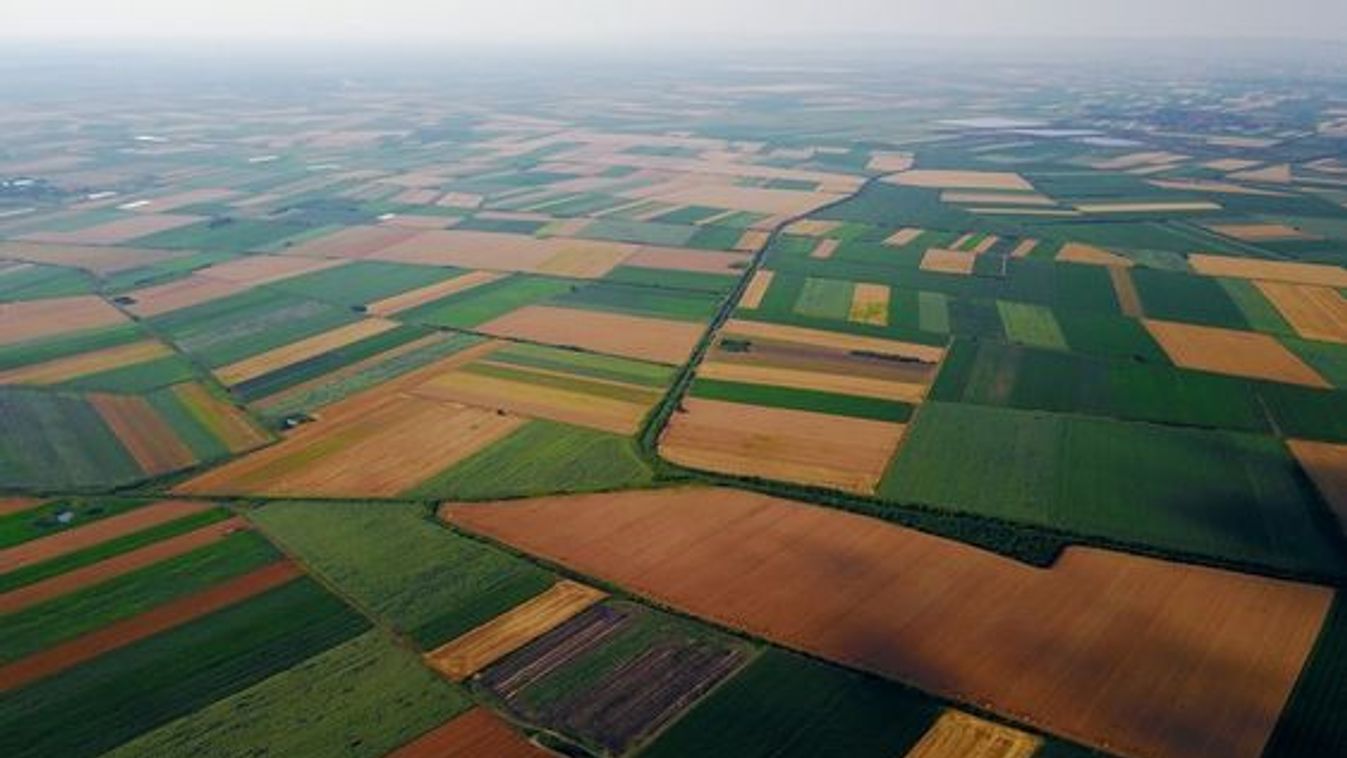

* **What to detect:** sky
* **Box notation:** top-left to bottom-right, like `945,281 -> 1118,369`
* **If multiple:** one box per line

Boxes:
6,0 -> 1347,44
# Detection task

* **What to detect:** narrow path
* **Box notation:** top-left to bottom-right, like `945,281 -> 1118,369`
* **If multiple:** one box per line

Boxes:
638,175 -> 883,454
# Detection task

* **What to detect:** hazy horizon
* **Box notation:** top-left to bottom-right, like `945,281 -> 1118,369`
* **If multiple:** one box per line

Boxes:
7,0 -> 1347,44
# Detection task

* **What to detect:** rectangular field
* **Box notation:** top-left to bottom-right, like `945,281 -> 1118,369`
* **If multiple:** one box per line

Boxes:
423,580 -> 606,681
659,398 -> 906,494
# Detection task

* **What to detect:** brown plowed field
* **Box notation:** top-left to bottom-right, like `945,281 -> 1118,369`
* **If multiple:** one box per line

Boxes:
1056,242 -> 1132,267
659,399 -> 905,493
480,306 -> 703,365
0,497 -> 44,516
849,283 -> 889,326
1255,281 -> 1347,344
0,560 -> 300,692
1206,223 -> 1316,241
280,225 -> 422,259
413,365 -> 655,435
424,581 -> 606,681
177,391 -> 523,498
1108,266 -> 1143,318
1188,254 -> 1347,287
1288,439 -> 1347,533
90,393 -> 197,475
362,230 -> 633,278
386,708 -> 548,758
0,500 -> 213,572
0,516 -> 247,613
0,241 -> 178,274
0,296 -> 128,346
443,487 -> 1333,758
124,275 -> 250,317
920,248 -> 976,275
904,710 -> 1042,758
198,255 -> 348,286
21,213 -> 201,245
889,170 -> 1032,191
884,227 -> 924,246
1144,319 -> 1330,387
170,383 -> 270,452
738,270 -> 774,309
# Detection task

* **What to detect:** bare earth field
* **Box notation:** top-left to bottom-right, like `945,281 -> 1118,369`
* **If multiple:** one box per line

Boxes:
443,487 -> 1333,758
0,295 -> 128,346
888,170 -> 1033,191
178,391 -> 524,498
1144,319 -> 1330,387
386,708 -> 548,758
659,398 -> 906,493
1288,439 -> 1347,533
479,306 -> 704,365
1188,254 -> 1347,287
1255,281 -> 1347,343
90,393 -> 198,475
920,248 -> 977,275
124,275 -> 250,317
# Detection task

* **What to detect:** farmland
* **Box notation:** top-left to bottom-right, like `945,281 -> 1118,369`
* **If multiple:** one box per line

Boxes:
445,487 -> 1332,758
3,41 -> 1347,758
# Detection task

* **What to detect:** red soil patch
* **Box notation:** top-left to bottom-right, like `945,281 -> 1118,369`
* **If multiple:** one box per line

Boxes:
89,393 -> 198,475
0,498 -> 45,517
0,516 -> 248,613
0,561 -> 300,692
387,708 -> 547,758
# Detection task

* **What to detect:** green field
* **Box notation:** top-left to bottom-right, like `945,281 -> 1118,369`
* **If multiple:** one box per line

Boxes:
107,630 -> 471,758
880,402 -> 1345,577
249,501 -> 554,646
1263,592 -> 1347,757
0,508 -> 234,593
0,497 -> 147,549
930,339 -> 1270,432
641,648 -> 938,758
398,274 -> 572,328
691,378 -> 913,422
0,578 -> 368,758
2,530 -> 279,663
793,277 -> 855,321
486,342 -> 675,387
149,288 -> 359,367
251,332 -> 485,422
996,300 -> 1067,350
0,388 -> 144,489
412,420 -> 655,500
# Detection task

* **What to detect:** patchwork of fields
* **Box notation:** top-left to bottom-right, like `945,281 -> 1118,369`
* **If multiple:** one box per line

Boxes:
3,54 -> 1346,758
